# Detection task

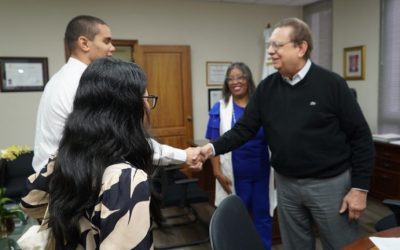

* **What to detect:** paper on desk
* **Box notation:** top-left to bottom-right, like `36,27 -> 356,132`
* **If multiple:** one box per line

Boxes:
369,236 -> 400,250
389,140 -> 400,145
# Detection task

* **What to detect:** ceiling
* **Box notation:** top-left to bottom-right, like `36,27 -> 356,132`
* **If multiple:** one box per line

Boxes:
195,0 -> 323,7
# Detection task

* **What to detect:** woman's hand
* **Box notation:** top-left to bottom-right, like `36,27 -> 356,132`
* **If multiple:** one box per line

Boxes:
216,174 -> 233,194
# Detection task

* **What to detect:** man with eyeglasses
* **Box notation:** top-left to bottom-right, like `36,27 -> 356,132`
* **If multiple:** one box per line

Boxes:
33,15 -> 203,173
199,17 -> 374,249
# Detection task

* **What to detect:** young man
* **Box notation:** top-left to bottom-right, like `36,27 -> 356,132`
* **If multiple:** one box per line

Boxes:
200,17 -> 374,249
33,15 -> 201,172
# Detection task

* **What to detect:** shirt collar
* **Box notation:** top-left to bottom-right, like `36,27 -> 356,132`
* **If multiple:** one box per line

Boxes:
283,59 -> 312,86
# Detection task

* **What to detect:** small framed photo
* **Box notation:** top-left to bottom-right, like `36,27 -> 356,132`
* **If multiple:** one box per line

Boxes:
206,61 -> 231,86
208,88 -> 223,110
107,39 -> 138,63
343,46 -> 365,80
0,57 -> 49,92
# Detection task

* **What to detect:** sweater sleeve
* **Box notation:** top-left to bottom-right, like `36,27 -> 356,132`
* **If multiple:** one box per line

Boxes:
336,79 -> 374,190
212,83 -> 263,155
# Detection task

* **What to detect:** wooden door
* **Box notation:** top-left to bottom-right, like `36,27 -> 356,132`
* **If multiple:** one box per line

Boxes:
135,45 -> 193,150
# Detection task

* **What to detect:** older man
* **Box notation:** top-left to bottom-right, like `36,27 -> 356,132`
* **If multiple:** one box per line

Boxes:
200,17 -> 374,249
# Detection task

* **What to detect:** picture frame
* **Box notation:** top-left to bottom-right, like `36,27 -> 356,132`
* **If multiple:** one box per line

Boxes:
206,61 -> 231,86
0,57 -> 49,92
343,46 -> 365,80
208,88 -> 223,110
109,39 -> 138,63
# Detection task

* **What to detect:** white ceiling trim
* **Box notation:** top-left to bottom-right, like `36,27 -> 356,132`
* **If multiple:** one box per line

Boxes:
196,0 -> 323,7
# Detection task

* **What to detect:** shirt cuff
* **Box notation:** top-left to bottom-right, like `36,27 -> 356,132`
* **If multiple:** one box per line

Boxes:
351,187 -> 368,193
175,148 -> 187,162
210,143 -> 216,156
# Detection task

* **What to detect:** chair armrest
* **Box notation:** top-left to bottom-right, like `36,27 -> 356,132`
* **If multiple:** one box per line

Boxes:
175,178 -> 199,185
383,199 -> 400,210
383,199 -> 400,226
165,165 -> 183,171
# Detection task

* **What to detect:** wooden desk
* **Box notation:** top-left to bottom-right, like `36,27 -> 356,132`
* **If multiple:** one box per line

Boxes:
342,227 -> 400,250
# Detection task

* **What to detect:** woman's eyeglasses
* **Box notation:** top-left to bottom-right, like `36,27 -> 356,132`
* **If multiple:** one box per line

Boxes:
227,76 -> 246,83
143,95 -> 158,109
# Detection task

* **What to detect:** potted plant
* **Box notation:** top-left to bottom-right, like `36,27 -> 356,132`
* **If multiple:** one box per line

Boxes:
0,188 -> 26,238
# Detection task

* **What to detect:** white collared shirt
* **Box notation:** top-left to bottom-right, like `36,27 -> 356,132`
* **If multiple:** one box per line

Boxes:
33,58 -> 186,172
283,59 -> 312,86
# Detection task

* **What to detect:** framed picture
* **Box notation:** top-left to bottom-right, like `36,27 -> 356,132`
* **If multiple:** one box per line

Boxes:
343,46 -> 365,80
0,57 -> 49,92
208,88 -> 223,110
206,61 -> 231,86
110,39 -> 138,62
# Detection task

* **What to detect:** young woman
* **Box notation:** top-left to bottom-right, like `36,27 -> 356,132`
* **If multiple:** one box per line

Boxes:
206,62 -> 272,249
21,57 -> 159,249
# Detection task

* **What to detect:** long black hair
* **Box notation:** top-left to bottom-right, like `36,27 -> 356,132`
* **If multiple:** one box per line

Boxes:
48,57 -> 155,249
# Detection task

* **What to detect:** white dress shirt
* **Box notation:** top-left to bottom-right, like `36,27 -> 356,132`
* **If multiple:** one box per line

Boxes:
33,57 -> 186,172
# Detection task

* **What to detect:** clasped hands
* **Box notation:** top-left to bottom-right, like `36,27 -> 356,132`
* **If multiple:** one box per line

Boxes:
185,143 -> 214,171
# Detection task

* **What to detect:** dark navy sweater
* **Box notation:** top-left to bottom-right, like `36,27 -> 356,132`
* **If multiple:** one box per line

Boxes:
213,63 -> 374,190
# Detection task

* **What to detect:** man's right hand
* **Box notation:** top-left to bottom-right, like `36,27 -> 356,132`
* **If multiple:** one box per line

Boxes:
200,143 -> 214,159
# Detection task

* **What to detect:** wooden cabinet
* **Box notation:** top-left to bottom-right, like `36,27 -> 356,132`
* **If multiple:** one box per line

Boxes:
370,141 -> 400,200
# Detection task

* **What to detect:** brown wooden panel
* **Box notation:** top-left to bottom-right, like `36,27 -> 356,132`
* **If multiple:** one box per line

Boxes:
137,45 -> 193,150
370,142 -> 400,200
375,141 -> 400,164
371,167 -> 400,200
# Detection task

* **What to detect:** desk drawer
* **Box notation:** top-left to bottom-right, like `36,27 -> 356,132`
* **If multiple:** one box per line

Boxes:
375,142 -> 400,164
371,167 -> 400,200
375,158 -> 400,171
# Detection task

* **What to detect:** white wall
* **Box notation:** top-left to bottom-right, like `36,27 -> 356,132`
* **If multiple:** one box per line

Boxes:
0,0 -> 381,150
0,0 -> 300,149
332,0 -> 380,133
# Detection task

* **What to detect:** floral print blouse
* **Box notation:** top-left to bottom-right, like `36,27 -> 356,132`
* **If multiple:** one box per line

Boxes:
20,161 -> 153,249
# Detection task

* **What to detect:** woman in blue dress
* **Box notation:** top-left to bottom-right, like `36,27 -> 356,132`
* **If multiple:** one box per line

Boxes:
206,62 -> 272,249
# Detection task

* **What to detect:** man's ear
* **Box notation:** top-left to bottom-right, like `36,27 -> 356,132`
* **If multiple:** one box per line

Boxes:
297,41 -> 308,58
77,36 -> 90,52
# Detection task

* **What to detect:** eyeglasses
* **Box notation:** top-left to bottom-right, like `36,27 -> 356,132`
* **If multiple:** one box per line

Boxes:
143,95 -> 158,109
267,40 -> 293,50
227,76 -> 246,83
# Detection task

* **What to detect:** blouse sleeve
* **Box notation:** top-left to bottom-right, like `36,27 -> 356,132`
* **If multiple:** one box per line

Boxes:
205,102 -> 221,140
19,161 -> 54,219
98,164 -> 153,249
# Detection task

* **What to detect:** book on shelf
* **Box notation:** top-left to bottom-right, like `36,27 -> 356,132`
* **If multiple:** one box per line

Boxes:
373,133 -> 400,142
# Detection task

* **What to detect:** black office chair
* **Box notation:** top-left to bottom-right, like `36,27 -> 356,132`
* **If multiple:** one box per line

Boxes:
151,165 -> 210,249
209,195 -> 264,250
375,199 -> 400,232
0,151 -> 35,202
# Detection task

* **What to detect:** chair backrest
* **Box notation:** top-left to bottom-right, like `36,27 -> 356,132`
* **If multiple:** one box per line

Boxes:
0,151 -> 35,202
209,195 -> 264,250
375,199 -> 400,231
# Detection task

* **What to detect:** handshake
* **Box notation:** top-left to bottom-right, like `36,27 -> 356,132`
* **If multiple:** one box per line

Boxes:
184,143 -> 214,171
